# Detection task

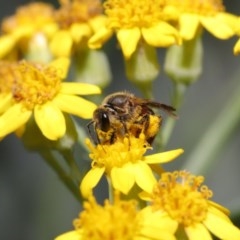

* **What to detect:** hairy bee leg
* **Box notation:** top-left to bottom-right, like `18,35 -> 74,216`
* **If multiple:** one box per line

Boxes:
87,120 -> 99,145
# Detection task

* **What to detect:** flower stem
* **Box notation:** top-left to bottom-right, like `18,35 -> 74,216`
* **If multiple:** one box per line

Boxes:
40,149 -> 83,202
107,176 -> 114,204
156,83 -> 186,150
182,72 -> 240,174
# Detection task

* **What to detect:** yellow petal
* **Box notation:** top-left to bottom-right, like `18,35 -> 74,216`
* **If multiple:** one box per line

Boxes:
50,30 -> 73,57
203,211 -> 240,240
53,93 -> 97,119
89,15 -> 108,33
34,102 -> 66,140
185,223 -> 212,240
117,28 -> 141,59
133,161 -> 156,193
201,15 -> 235,39
142,22 -> 181,47
0,35 -> 17,58
70,23 -> 92,43
88,27 -> 113,49
234,38 -> 240,55
55,230 -> 81,240
80,167 -> 105,198
208,201 -> 230,217
60,82 -> 101,95
179,14 -> 200,40
111,165 -> 135,194
0,103 -> 31,138
141,208 -> 178,233
48,57 -> 70,79
143,148 -> 184,164
0,93 -> 12,114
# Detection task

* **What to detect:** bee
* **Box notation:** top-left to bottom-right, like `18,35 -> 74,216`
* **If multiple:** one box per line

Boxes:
87,91 -> 177,145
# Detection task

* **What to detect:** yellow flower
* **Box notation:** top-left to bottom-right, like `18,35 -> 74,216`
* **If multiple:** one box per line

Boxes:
50,0 -> 107,57
88,0 -> 181,59
55,192 -> 177,240
141,171 -> 240,240
80,133 -> 183,197
0,2 -> 58,59
165,0 -> 237,40
233,17 -> 240,55
0,58 -> 101,140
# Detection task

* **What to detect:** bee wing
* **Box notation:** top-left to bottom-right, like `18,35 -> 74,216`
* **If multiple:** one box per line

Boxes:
143,100 -> 178,118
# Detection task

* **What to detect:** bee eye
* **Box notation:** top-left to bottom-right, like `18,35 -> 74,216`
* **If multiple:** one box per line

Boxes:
100,112 -> 110,132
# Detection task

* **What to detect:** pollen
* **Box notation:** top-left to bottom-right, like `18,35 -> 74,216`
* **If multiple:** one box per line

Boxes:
10,61 -> 61,110
151,171 -> 213,227
168,0 -> 225,15
86,133 -> 151,173
55,0 -> 103,29
0,61 -> 16,94
103,0 -> 166,29
1,2 -> 54,33
74,193 -> 140,240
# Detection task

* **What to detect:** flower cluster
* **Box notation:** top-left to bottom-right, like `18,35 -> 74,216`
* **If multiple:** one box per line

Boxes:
1,1 -> 240,240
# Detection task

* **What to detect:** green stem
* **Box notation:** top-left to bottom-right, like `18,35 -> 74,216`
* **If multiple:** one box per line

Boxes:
182,74 -> 240,174
156,83 -> 186,150
107,176 -> 114,204
40,149 -> 83,202
61,149 -> 83,183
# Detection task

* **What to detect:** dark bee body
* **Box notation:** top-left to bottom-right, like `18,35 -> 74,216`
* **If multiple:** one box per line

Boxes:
88,91 -> 176,145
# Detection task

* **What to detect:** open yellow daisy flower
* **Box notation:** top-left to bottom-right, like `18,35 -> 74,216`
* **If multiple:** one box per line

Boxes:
80,133 -> 183,197
88,0 -> 181,59
165,0 -> 237,40
50,0 -> 107,57
0,58 -> 101,140
55,192 -> 178,240
0,2 -> 58,59
141,171 -> 240,240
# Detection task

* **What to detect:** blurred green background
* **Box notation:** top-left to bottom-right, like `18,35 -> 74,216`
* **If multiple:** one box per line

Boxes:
1,0 -> 240,239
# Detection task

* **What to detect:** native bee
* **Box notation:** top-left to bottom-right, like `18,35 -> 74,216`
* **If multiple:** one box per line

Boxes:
87,91 -> 177,145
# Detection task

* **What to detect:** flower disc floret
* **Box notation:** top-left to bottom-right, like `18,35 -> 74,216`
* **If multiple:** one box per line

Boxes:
152,171 -> 212,226
167,0 -> 224,16
12,61 -> 61,110
104,0 -> 166,29
81,134 -> 183,196
165,0 -> 236,40
89,0 -> 181,58
0,58 -> 101,140
55,0 -> 103,29
74,194 -> 140,240
87,133 -> 150,173
143,170 -> 240,240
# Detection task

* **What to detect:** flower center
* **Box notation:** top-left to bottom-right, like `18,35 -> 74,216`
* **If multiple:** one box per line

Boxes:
104,0 -> 166,29
151,171 -> 213,226
0,61 -> 16,94
167,0 -> 225,15
1,2 -> 54,33
74,194 -> 140,240
86,134 -> 150,173
11,61 -> 61,110
55,0 -> 102,29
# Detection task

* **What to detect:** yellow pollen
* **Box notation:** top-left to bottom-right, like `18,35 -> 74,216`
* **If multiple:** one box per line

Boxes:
74,193 -> 140,240
151,171 -> 213,226
86,134 -> 150,173
11,61 -> 61,110
1,2 -> 54,33
0,61 -> 17,94
55,0 -> 102,29
167,0 -> 225,15
104,0 -> 166,29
